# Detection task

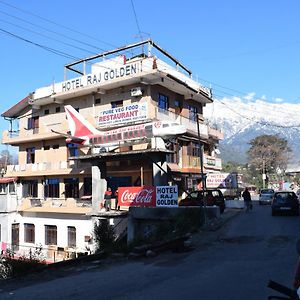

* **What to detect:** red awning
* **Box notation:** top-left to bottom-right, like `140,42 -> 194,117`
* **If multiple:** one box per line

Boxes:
0,177 -> 17,183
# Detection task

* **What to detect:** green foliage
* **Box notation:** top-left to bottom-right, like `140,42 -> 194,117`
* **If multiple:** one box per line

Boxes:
0,246 -> 46,279
93,219 -> 116,253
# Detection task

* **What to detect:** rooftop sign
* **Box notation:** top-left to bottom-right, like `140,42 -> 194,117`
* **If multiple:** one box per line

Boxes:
57,62 -> 141,94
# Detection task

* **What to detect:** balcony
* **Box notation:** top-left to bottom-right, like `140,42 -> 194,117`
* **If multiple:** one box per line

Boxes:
154,107 -> 209,138
5,160 -> 90,177
2,117 -> 69,145
19,197 -> 92,214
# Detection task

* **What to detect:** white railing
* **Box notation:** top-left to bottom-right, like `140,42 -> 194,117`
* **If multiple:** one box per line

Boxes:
155,107 -> 209,137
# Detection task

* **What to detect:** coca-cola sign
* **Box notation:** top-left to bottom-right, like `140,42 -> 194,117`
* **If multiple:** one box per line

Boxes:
118,186 -> 156,207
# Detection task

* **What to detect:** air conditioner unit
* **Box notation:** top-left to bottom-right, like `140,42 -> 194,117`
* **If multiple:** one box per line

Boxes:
131,87 -> 143,97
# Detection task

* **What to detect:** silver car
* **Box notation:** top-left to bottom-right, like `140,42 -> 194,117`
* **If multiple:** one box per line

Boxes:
259,188 -> 275,205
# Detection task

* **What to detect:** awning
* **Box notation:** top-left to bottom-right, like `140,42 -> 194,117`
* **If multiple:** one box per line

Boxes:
0,177 -> 17,183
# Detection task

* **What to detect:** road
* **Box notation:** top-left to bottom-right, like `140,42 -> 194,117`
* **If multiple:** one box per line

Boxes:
1,202 -> 300,300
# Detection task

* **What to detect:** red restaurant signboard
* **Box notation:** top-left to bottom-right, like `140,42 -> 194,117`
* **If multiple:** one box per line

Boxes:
118,186 -> 156,207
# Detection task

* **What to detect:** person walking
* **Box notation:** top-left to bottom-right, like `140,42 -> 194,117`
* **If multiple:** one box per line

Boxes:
242,187 -> 252,212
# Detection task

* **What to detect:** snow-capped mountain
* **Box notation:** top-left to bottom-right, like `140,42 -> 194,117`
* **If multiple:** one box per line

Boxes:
203,97 -> 300,164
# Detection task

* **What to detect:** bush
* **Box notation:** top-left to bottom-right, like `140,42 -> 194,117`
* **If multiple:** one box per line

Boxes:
93,219 -> 116,253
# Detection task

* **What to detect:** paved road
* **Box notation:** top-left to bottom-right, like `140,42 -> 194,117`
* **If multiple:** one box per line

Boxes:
1,203 -> 299,300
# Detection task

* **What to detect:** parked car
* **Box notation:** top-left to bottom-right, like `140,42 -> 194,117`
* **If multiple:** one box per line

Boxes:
259,188 -> 275,205
271,191 -> 299,216
179,189 -> 225,213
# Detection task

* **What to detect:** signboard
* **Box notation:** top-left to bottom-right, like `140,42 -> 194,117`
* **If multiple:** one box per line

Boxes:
118,186 -> 156,207
97,103 -> 148,126
156,186 -> 178,207
206,173 -> 238,189
56,61 -> 141,94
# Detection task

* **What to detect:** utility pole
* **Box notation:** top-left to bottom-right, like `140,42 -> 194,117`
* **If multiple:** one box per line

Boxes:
196,114 -> 207,226
262,160 -> 266,189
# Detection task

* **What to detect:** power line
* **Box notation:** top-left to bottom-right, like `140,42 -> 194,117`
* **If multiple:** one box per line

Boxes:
0,27 -> 79,61
130,0 -> 143,42
0,18 -> 97,55
0,0 -> 115,49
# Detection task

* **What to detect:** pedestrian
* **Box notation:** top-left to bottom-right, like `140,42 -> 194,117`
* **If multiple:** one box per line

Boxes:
104,187 -> 112,211
114,188 -> 119,210
242,187 -> 252,212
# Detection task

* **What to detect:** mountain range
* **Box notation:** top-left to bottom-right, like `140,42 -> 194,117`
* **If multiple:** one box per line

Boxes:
203,97 -> 300,166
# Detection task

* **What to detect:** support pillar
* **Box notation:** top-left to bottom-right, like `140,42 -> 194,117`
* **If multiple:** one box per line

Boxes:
152,154 -> 168,186
92,162 -> 107,214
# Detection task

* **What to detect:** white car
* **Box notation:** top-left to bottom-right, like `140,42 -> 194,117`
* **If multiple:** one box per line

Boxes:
259,188 -> 275,205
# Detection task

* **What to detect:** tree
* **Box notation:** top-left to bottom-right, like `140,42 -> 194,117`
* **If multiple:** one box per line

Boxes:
247,135 -> 291,184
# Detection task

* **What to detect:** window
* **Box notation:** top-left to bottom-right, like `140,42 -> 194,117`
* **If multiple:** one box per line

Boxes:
12,224 -> 19,251
55,107 -> 61,113
64,178 -> 79,198
158,94 -> 169,111
8,182 -> 15,194
67,143 -> 79,157
166,141 -> 179,164
94,98 -> 101,105
44,109 -> 49,115
26,147 -> 35,164
27,116 -> 39,131
174,100 -> 181,108
22,180 -> 38,197
44,145 -> 50,150
111,100 -> 123,108
44,178 -> 60,198
45,225 -> 57,245
187,142 -> 201,157
24,223 -> 35,243
188,105 -> 198,122
67,226 -> 76,248
53,144 -> 59,149
83,177 -> 92,196
0,183 -> 7,194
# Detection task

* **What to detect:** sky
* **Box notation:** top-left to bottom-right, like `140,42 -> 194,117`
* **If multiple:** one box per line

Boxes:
0,0 -> 300,148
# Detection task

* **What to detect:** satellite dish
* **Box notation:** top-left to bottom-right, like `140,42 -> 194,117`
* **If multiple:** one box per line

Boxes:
215,148 -> 221,155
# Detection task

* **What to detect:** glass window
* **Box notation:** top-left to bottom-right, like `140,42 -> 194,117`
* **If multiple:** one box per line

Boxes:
8,182 -> 15,194
24,223 -> 35,243
187,142 -> 201,157
27,116 -> 39,130
67,143 -> 79,157
44,178 -> 60,198
84,177 -> 92,196
188,105 -> 198,122
94,98 -> 101,105
67,226 -> 76,248
22,180 -> 38,197
45,225 -> 57,245
55,107 -> 61,113
0,183 -> 7,194
158,94 -> 169,111
64,178 -> 79,198
26,147 -> 35,164
111,100 -> 123,108
166,141 -> 179,164
44,109 -> 49,115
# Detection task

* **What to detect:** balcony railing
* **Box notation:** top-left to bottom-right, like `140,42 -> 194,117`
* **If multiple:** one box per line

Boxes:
154,107 -> 209,137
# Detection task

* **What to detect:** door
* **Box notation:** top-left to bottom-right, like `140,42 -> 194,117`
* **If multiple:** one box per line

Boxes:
11,223 -> 19,252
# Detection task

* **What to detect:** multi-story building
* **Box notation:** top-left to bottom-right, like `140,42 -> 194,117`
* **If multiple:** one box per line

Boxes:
1,40 -> 223,259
